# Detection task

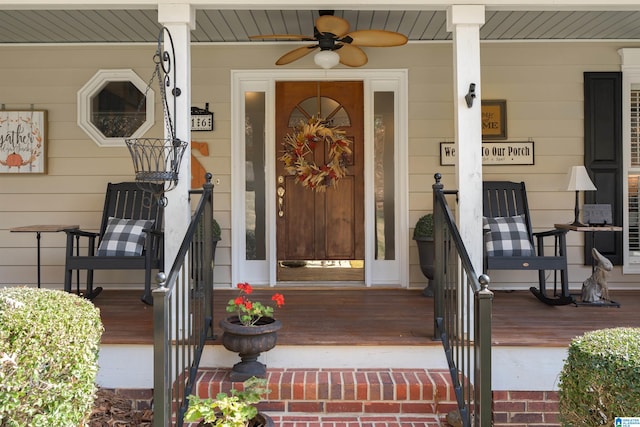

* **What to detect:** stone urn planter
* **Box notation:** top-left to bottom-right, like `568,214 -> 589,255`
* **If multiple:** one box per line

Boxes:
413,213 -> 435,297
219,316 -> 282,382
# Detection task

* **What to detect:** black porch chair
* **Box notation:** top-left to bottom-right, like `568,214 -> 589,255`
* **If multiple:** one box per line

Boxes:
64,182 -> 164,305
482,181 -> 573,305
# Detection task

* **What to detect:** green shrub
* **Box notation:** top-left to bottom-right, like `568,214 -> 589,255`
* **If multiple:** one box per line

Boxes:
0,287 -> 103,427
558,327 -> 640,426
413,213 -> 434,240
212,218 -> 221,241
197,217 -> 221,241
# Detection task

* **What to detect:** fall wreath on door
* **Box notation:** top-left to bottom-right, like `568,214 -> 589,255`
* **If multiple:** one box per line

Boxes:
280,117 -> 352,192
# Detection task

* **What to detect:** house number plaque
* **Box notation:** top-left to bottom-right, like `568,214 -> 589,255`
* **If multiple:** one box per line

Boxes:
191,105 -> 213,131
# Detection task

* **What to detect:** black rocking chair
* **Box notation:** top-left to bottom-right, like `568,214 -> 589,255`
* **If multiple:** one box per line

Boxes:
64,182 -> 164,304
483,181 -> 573,305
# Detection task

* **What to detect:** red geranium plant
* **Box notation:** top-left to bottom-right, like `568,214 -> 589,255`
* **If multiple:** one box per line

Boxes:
226,282 -> 285,326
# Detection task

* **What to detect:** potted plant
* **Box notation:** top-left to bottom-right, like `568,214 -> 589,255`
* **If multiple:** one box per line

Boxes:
220,283 -> 285,381
212,217 -> 221,260
413,213 -> 435,297
184,376 -> 274,427
212,217 -> 221,241
196,216 -> 221,258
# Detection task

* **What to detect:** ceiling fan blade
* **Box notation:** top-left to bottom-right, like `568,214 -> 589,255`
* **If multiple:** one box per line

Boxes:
337,44 -> 368,67
345,30 -> 408,47
315,15 -> 350,37
276,45 -> 318,65
250,34 -> 314,41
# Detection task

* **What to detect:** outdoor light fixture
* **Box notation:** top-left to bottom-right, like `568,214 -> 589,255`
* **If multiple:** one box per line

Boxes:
314,50 -> 340,69
566,165 -> 597,226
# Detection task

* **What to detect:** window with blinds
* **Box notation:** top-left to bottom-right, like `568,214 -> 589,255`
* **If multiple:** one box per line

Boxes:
632,89 -> 640,166
629,86 -> 640,263
629,175 -> 640,262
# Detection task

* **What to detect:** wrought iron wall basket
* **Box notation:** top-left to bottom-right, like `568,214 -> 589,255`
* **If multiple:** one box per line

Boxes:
126,137 -> 188,194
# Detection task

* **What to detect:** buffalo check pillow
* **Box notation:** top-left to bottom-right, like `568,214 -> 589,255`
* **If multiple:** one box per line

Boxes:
483,215 -> 534,257
97,217 -> 154,256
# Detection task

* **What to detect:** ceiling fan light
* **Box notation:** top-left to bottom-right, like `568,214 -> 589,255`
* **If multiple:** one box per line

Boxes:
314,50 -> 339,69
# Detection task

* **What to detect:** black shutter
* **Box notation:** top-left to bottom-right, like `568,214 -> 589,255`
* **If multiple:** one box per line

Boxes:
583,72 -> 623,265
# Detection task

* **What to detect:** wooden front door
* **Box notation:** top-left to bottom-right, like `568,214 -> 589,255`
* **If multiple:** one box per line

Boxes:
275,81 -> 364,281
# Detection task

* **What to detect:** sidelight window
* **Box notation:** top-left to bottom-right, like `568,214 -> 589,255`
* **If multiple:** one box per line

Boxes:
245,91 -> 266,261
373,92 -> 396,260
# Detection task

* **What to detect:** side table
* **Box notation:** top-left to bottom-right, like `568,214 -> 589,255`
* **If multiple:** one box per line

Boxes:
554,224 -> 623,269
10,224 -> 79,288
554,223 -> 622,307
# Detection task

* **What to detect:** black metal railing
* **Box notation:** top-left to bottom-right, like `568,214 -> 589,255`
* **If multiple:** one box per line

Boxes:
152,174 -> 215,427
432,173 -> 493,427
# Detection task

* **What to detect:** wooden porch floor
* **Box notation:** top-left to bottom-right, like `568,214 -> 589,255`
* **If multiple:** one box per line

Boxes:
93,288 -> 640,347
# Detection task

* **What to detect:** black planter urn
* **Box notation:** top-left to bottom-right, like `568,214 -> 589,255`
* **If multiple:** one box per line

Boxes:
415,237 -> 435,297
219,316 -> 282,382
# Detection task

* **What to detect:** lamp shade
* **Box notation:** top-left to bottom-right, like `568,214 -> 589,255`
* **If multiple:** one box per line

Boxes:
566,165 -> 597,191
314,50 -> 340,69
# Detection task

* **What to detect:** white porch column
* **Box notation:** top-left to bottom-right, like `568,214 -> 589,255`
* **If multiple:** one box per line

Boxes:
447,5 -> 485,274
158,3 -> 194,270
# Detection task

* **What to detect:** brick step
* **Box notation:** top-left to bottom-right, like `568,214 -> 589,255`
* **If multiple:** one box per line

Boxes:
194,368 -> 457,420
272,414 -> 445,426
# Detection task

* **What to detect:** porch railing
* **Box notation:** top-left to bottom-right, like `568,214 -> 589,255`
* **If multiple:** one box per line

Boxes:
432,173 -> 493,427
152,174 -> 215,427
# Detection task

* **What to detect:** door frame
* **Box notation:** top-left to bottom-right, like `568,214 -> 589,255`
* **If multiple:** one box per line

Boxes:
231,69 -> 408,288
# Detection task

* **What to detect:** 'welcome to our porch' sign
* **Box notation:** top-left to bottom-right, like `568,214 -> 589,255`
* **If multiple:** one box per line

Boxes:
440,141 -> 534,166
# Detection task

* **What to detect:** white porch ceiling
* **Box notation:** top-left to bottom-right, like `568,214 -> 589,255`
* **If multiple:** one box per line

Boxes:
1,8 -> 640,44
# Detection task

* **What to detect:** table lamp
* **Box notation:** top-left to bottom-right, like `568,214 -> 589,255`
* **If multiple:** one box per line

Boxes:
566,165 -> 597,226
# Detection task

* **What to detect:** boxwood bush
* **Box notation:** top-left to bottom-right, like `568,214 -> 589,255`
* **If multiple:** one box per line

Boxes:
558,327 -> 640,426
413,213 -> 434,240
0,287 -> 103,427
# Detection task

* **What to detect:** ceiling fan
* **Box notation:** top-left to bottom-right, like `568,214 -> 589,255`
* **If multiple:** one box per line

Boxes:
249,10 -> 408,68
